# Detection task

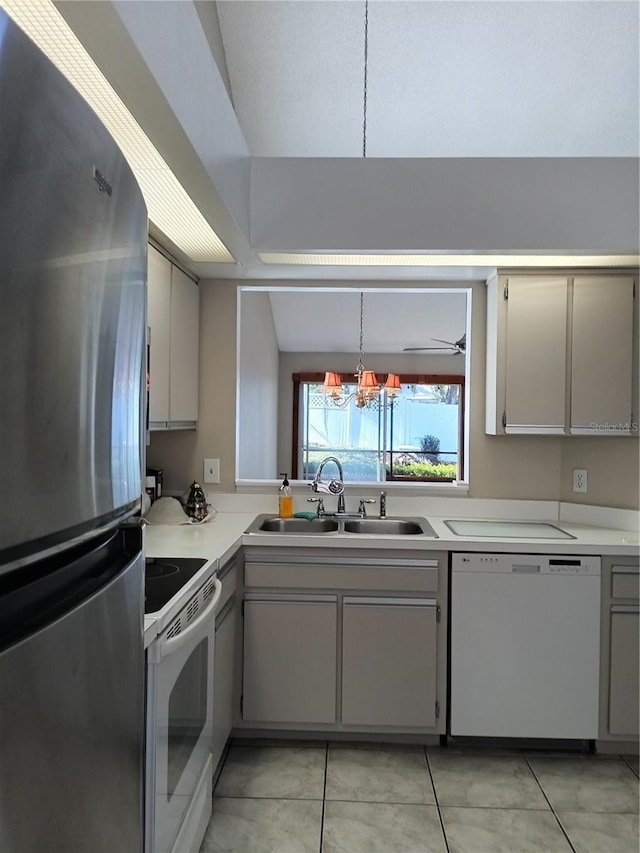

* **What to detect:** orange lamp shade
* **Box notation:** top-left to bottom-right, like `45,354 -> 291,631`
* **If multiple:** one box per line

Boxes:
323,372 -> 344,397
384,373 -> 401,397
359,370 -> 379,392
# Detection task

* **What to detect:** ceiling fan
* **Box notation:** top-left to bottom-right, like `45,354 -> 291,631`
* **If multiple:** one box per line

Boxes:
403,333 -> 466,354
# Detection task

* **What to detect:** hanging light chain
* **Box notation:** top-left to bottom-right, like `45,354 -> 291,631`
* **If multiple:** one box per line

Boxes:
357,291 -> 365,373
362,0 -> 369,158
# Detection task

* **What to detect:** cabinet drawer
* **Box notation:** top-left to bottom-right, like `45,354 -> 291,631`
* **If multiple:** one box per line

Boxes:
244,561 -> 440,593
611,566 -> 639,600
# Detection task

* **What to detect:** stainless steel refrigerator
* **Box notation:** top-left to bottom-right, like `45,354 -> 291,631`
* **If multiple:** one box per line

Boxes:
0,11 -> 147,852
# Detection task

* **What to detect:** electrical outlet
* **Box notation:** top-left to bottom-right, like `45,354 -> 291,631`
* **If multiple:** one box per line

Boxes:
204,458 -> 220,484
572,468 -> 588,494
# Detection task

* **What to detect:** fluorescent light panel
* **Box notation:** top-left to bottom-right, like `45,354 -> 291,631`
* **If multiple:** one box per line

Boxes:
2,0 -> 234,264
260,253 -> 640,267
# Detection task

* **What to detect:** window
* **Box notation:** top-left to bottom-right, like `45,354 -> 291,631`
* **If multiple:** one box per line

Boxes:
292,373 -> 465,483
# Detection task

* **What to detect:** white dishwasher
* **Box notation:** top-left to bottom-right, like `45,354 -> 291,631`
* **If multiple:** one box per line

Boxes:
450,553 -> 601,740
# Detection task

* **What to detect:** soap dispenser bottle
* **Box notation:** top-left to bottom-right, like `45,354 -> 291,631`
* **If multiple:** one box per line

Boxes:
278,473 -> 293,518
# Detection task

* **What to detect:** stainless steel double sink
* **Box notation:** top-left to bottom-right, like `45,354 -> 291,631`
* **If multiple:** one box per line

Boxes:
244,514 -> 438,537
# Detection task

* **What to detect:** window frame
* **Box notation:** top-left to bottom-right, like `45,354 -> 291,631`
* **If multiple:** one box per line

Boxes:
291,372 -> 466,483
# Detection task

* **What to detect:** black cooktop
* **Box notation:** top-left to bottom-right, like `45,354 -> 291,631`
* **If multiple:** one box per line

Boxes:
144,557 -> 208,614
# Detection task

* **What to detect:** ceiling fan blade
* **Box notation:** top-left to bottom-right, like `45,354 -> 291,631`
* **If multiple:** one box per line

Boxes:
402,346 -> 455,352
434,334 -> 466,351
403,332 -> 466,354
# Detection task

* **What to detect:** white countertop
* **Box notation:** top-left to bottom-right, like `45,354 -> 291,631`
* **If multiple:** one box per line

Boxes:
142,507 -> 639,647
144,512 -> 256,566
143,508 -> 639,565
239,515 -> 639,554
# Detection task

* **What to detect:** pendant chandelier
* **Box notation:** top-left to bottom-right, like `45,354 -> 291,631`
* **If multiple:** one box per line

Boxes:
323,293 -> 401,409
322,3 -> 401,410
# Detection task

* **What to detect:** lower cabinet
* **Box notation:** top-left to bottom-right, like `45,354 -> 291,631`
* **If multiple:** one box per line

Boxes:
240,549 -> 447,734
212,553 -> 240,771
342,597 -> 438,727
212,600 -> 236,771
242,595 -> 337,724
599,555 -> 639,742
608,607 -> 639,736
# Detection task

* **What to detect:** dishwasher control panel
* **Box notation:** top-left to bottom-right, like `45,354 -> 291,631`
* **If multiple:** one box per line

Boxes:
453,554 -> 601,575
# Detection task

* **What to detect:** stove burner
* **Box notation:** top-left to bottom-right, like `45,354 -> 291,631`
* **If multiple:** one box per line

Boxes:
144,557 -> 208,615
146,562 -> 180,580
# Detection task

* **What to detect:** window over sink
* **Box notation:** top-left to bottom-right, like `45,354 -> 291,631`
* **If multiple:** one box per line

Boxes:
292,373 -> 465,483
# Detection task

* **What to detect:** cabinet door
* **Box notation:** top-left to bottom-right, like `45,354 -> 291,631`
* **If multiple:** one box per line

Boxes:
570,276 -> 634,434
505,276 -> 568,434
342,598 -> 438,727
169,266 -> 199,423
147,245 -> 171,424
608,608 -> 639,736
212,603 -> 236,772
243,596 -> 337,724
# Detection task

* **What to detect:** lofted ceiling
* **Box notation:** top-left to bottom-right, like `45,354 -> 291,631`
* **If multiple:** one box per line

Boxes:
267,289 -> 468,353
217,0 -> 639,158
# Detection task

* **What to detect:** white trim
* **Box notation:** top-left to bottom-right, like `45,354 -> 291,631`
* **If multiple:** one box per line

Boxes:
505,425 -> 566,435
343,597 -> 437,607
569,427 -> 632,436
234,479 -> 470,496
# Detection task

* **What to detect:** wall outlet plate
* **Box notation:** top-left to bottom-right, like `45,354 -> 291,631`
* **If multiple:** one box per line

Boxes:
204,458 -> 220,484
572,468 -> 588,493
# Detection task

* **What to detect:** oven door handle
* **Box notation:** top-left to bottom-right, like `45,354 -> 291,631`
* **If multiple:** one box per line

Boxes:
159,578 -> 223,659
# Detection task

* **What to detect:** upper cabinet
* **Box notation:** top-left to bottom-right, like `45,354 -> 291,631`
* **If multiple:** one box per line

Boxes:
570,276 -> 634,434
147,245 -> 200,430
486,271 -> 637,436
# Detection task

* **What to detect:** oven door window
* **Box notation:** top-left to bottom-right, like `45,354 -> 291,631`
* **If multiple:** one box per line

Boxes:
167,637 -> 208,798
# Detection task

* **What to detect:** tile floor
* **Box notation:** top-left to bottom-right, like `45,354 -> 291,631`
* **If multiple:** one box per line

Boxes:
201,741 -> 639,853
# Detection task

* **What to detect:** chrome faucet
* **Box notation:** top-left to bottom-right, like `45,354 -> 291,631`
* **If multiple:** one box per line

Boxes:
307,497 -> 326,517
379,490 -> 387,517
311,456 -> 345,514
358,498 -> 376,517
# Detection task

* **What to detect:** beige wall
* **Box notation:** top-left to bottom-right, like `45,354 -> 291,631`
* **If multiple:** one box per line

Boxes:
148,278 -> 639,509
237,290 -> 279,478
147,279 -> 237,493
560,437 -> 639,510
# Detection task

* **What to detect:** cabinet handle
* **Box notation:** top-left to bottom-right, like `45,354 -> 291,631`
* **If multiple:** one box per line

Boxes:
244,593 -> 337,604
343,597 -> 437,607
245,556 -> 439,569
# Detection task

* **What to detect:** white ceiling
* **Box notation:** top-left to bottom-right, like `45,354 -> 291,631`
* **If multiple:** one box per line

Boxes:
217,0 -> 639,158
22,0 -> 637,280
268,289 -> 467,352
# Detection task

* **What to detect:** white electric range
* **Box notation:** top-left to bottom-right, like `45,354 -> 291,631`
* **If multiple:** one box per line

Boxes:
144,557 -> 222,853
